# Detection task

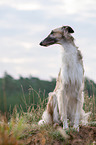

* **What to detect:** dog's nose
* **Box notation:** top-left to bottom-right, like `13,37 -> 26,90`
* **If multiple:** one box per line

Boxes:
40,41 -> 43,46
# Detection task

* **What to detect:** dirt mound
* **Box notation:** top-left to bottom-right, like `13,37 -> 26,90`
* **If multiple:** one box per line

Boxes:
25,125 -> 96,145
68,125 -> 96,145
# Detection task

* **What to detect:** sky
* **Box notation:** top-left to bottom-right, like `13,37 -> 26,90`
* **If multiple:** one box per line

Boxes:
0,0 -> 96,82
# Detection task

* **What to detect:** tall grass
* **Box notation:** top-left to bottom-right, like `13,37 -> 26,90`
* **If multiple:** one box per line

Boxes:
84,93 -> 96,122
0,86 -> 96,144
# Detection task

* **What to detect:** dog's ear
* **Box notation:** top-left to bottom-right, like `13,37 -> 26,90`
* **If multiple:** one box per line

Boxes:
62,26 -> 74,33
67,26 -> 74,33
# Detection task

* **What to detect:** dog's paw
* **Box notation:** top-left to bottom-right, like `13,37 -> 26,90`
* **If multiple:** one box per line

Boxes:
63,122 -> 68,130
73,125 -> 79,132
63,126 -> 69,130
38,120 -> 45,125
53,123 -> 59,129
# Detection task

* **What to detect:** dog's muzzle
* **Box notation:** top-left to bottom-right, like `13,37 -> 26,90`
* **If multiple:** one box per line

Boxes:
40,36 -> 58,47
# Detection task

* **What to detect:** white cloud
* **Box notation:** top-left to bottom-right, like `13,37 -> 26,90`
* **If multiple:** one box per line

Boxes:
0,0 -> 42,10
0,57 -> 36,64
20,42 -> 33,50
15,3 -> 41,11
61,0 -> 96,14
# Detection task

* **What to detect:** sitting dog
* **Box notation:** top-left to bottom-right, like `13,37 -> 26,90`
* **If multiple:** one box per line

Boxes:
38,26 -> 90,131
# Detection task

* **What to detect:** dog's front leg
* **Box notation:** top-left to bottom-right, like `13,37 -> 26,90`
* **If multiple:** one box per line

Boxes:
73,99 -> 81,131
57,88 -> 68,129
62,92 -> 68,130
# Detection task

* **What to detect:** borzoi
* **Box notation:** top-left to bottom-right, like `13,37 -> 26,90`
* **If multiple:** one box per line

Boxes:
38,26 -> 90,131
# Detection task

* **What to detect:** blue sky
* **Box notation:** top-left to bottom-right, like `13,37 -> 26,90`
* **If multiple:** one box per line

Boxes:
0,0 -> 96,82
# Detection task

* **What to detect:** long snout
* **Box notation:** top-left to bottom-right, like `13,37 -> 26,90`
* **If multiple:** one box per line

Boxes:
39,36 -> 58,47
39,41 -> 43,46
39,40 -> 47,46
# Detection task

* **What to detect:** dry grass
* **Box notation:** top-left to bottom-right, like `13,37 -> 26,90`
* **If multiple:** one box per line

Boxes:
84,93 -> 96,122
0,106 -> 68,145
0,89 -> 96,145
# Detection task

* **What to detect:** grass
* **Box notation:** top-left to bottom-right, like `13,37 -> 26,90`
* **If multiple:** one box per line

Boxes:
0,88 -> 96,145
84,93 -> 96,122
0,106 -> 67,145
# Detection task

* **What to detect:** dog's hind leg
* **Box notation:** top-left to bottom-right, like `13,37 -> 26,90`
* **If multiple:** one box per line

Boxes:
38,93 -> 54,125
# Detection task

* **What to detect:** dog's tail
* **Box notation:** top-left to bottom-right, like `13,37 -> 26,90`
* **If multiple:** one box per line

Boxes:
81,110 -> 91,125
80,92 -> 91,125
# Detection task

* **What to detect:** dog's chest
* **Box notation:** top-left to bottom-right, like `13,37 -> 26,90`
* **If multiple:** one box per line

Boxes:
61,52 -> 83,87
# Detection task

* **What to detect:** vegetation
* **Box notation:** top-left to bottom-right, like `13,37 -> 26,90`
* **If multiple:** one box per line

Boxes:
0,72 -> 56,114
0,72 -> 96,144
0,90 -> 96,145
0,72 -> 96,115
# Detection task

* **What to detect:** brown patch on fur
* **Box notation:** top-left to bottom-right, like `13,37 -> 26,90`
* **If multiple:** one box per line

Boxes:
54,69 -> 61,92
47,95 -> 53,121
77,50 -> 83,60
77,50 -> 84,74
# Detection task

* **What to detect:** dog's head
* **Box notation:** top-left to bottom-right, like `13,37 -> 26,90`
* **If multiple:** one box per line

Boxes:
40,26 -> 74,47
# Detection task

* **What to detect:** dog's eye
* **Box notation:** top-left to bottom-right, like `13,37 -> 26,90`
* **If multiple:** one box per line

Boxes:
51,31 -> 54,34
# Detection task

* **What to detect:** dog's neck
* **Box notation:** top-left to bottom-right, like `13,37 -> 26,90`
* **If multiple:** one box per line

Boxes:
61,40 -> 77,65
60,40 -> 83,84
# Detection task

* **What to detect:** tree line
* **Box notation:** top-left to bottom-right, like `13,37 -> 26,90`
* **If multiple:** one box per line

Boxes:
0,72 -> 96,114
